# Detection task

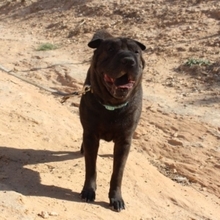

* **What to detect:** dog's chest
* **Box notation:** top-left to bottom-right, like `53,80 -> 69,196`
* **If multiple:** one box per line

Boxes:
97,111 -> 135,141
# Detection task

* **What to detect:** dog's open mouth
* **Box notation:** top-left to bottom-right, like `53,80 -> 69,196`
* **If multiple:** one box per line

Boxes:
103,72 -> 135,99
104,73 -> 135,89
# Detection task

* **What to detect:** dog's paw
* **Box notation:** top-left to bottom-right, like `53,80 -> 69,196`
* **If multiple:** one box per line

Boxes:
109,197 -> 125,212
81,188 -> 95,202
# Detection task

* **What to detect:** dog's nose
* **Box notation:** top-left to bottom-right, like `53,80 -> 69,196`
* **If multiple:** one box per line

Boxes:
121,57 -> 135,66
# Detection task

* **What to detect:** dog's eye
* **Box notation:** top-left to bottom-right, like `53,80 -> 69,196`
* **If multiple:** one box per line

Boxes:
107,46 -> 115,52
135,50 -> 139,54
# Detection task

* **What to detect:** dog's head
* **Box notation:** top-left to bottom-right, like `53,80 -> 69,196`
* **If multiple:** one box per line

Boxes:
89,30 -> 146,100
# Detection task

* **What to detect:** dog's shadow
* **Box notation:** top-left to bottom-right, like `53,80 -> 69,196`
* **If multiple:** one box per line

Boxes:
0,146 -> 109,209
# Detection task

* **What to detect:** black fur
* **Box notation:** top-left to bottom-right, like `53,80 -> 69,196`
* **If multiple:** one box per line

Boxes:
79,30 -> 146,212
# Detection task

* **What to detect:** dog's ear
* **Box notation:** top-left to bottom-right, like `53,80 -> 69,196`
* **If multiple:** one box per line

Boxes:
88,30 -> 113,49
88,39 -> 103,48
135,41 -> 146,51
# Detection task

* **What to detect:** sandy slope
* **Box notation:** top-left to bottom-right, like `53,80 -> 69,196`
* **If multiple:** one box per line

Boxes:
0,0 -> 220,219
1,71 -> 220,220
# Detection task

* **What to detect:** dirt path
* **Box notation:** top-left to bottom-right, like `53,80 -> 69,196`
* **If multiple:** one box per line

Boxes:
0,1 -> 220,220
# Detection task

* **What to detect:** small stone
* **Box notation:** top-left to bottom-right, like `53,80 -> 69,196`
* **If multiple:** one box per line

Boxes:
49,211 -> 59,216
168,139 -> 183,146
173,132 -> 178,137
133,131 -> 140,139
38,211 -> 49,219
214,164 -> 220,169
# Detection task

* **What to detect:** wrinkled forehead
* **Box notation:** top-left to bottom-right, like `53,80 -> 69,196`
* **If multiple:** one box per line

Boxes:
101,38 -> 139,50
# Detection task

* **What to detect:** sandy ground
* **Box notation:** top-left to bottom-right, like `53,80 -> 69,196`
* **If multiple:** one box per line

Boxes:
0,0 -> 220,219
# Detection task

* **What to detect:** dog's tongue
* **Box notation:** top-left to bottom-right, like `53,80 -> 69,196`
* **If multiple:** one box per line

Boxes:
117,82 -> 134,89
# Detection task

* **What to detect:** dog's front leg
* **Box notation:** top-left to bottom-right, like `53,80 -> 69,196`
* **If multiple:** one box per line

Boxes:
109,138 -> 131,212
81,133 -> 99,202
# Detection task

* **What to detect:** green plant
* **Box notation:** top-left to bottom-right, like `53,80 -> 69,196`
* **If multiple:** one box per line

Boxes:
36,43 -> 58,51
184,58 -> 211,67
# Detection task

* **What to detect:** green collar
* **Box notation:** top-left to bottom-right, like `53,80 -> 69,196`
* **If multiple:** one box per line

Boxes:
83,85 -> 128,111
102,102 -> 128,111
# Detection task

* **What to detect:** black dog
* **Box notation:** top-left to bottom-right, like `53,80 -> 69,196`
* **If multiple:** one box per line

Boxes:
79,30 -> 146,212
